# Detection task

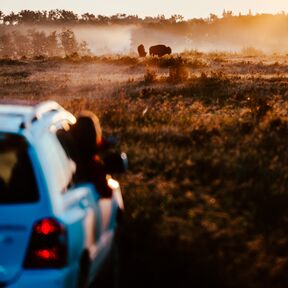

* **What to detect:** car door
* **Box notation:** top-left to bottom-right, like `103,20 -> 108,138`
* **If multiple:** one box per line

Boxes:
55,119 -> 119,278
37,122 -> 100,265
54,121 -> 105,271
0,133 -> 46,285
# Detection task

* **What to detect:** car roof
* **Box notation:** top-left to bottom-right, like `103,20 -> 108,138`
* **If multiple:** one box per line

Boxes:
0,101 -> 73,134
0,105 -> 33,133
0,104 -> 34,115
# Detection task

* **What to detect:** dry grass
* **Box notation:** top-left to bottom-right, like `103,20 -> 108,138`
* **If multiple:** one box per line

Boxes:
1,53 -> 288,288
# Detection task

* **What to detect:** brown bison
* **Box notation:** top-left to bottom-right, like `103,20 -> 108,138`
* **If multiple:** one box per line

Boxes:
149,44 -> 172,57
137,44 -> 147,57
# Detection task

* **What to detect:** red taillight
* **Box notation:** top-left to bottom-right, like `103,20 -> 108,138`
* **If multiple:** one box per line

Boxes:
35,219 -> 63,235
35,248 -> 59,260
24,218 -> 67,268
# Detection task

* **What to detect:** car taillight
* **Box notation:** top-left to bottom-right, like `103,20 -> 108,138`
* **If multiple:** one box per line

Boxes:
24,218 -> 67,268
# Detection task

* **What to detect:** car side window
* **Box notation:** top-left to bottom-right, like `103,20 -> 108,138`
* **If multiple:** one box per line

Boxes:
0,133 -> 39,203
55,121 -> 79,188
37,129 -> 74,195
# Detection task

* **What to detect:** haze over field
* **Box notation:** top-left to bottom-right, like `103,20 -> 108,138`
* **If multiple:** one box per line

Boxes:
2,12 -> 288,56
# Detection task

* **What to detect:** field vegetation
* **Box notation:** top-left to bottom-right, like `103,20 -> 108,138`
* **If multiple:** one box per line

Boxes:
1,52 -> 288,287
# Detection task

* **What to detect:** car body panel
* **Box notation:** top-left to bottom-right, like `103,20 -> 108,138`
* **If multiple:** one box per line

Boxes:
7,264 -> 78,288
0,101 -> 124,287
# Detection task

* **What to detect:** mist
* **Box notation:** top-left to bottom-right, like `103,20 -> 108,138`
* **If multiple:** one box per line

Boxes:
61,18 -> 288,55
2,13 -> 288,57
73,25 -> 135,55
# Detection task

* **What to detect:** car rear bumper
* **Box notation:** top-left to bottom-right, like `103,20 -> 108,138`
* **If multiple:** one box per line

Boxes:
6,263 -> 78,288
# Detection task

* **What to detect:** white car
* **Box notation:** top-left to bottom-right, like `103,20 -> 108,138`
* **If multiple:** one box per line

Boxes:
0,101 -> 125,288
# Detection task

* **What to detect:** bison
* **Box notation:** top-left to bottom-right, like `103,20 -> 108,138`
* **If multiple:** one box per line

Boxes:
149,44 -> 172,57
137,44 -> 147,57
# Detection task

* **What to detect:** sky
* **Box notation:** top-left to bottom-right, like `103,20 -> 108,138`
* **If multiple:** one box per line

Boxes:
1,0 -> 288,19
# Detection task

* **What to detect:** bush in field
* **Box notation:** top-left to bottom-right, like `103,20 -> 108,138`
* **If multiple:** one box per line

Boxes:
248,96 -> 272,121
168,56 -> 189,82
181,49 -> 204,57
158,56 -> 180,68
144,66 -> 157,83
112,55 -> 139,65
187,57 -> 208,68
169,64 -> 189,82
241,46 -> 265,57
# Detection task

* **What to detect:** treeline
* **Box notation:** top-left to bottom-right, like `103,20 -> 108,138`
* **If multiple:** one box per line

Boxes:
1,10 -> 288,56
0,9 -> 288,26
0,10 -> 184,25
0,29 -> 90,58
130,11 -> 288,53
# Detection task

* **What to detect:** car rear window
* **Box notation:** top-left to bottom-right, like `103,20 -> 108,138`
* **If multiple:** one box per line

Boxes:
0,133 -> 39,203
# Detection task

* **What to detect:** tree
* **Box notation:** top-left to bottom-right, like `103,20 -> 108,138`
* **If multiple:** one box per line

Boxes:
12,31 -> 32,57
0,33 -> 14,57
97,15 -> 109,24
19,10 -> 43,23
29,30 -> 48,56
0,11 -> 4,24
81,13 -> 96,23
169,14 -> 184,23
144,16 -> 158,24
60,29 -> 78,56
47,31 -> 62,57
125,15 -> 140,24
222,9 -> 233,18
59,10 -> 78,23
3,12 -> 19,25
78,40 -> 91,56
209,13 -> 218,22
157,14 -> 166,23
48,10 -> 60,21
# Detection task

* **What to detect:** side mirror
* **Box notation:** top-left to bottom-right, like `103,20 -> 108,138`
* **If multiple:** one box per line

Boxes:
103,152 -> 128,174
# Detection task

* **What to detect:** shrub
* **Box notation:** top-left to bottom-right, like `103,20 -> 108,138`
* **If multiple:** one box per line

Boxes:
187,57 -> 208,68
167,56 -> 189,82
169,64 -> 189,82
144,67 -> 157,83
241,46 -> 265,57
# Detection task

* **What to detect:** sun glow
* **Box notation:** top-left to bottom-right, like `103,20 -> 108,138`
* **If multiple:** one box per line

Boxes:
2,0 -> 288,19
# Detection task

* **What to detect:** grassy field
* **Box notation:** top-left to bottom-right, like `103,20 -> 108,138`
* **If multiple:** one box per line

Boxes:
1,52 -> 288,287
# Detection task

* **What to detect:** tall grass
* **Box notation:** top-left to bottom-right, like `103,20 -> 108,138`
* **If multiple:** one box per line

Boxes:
1,53 -> 288,287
